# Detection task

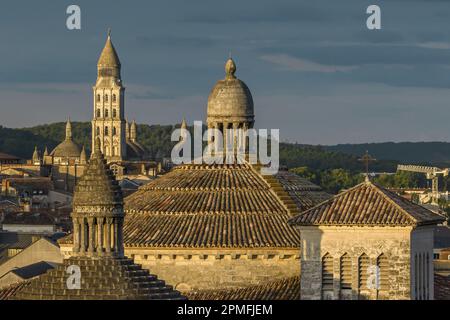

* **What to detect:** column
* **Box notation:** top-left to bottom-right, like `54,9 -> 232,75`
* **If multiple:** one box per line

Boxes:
213,122 -> 220,157
97,217 -> 104,255
223,122 -> 229,162
105,218 -> 112,254
80,218 -> 86,253
72,218 -> 80,253
232,122 -> 239,159
114,219 -> 120,254
110,219 -> 115,253
88,217 -> 95,254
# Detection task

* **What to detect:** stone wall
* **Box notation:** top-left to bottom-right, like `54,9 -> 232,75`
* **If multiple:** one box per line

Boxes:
128,248 -> 300,292
298,226 -> 414,300
60,245 -> 300,292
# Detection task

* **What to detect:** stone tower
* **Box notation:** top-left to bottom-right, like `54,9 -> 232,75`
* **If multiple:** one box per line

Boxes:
71,138 -> 124,257
92,30 -> 127,163
8,139 -> 185,300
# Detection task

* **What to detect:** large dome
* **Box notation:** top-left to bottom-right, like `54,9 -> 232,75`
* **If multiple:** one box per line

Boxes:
207,58 -> 254,124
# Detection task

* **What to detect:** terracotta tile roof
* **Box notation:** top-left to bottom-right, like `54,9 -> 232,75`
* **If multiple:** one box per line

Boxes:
120,164 -> 304,248
186,276 -> 300,300
123,212 -> 300,248
435,273 -> 450,300
289,180 -> 445,227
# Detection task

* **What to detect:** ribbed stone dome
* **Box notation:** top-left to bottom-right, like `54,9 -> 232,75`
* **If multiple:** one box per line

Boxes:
207,58 -> 254,123
72,141 -> 123,209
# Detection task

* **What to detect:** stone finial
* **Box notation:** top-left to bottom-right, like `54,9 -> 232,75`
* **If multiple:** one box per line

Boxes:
130,120 -> 137,142
32,146 -> 40,162
80,146 -> 87,164
225,58 -> 236,79
65,118 -> 72,141
43,146 -> 48,157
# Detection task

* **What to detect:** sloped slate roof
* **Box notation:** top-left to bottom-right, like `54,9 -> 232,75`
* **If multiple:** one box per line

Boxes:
187,276 -> 300,300
289,180 -> 445,227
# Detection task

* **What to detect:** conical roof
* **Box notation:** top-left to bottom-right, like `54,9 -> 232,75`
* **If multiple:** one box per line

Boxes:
97,33 -> 121,67
73,139 -> 122,208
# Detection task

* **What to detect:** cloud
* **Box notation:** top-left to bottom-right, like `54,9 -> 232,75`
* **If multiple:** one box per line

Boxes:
260,54 -> 358,73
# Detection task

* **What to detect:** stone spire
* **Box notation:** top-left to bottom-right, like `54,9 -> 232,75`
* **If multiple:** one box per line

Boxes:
130,120 -> 137,142
65,118 -> 72,141
72,138 -> 124,257
79,145 -> 87,164
43,146 -> 48,157
97,29 -> 121,79
32,146 -> 40,164
125,119 -> 130,140
181,117 -> 187,130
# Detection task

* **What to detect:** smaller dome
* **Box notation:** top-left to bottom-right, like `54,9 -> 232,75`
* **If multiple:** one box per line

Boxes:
207,58 -> 254,123
50,120 -> 81,158
51,140 -> 82,158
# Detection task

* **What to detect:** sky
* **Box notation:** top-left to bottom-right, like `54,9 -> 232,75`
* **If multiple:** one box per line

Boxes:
0,0 -> 450,145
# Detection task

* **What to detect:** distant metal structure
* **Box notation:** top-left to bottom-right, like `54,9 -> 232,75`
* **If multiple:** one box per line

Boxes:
397,164 -> 449,203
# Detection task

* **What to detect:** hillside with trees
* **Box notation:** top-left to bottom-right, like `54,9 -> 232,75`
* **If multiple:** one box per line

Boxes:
1,122 -> 449,194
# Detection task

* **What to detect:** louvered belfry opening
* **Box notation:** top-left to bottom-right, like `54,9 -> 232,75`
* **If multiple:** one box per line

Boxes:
377,254 -> 389,292
340,253 -> 352,290
358,253 -> 370,290
321,253 -> 334,299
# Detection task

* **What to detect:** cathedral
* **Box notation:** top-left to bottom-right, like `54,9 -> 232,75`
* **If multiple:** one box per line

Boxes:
59,39 -> 334,294
0,32 -> 447,300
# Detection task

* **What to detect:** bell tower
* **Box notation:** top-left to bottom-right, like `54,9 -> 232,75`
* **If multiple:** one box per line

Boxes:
92,30 -> 127,162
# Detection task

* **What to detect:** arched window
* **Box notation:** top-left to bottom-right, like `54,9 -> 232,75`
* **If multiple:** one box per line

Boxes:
113,127 -> 117,136
104,94 -> 108,102
377,254 -> 389,291
96,127 -> 100,136
105,109 -> 109,118
340,253 -> 352,290
105,126 -> 109,136
322,253 -> 334,298
113,109 -> 117,118
96,109 -> 101,118
96,94 -> 101,102
112,94 -> 117,102
358,253 -> 370,290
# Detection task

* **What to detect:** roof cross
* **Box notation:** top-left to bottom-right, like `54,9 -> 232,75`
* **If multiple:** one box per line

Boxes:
358,150 -> 376,177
